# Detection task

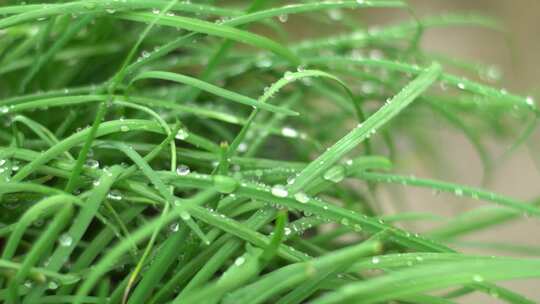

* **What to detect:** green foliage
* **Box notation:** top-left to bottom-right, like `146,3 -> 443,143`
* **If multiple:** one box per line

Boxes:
0,0 -> 538,303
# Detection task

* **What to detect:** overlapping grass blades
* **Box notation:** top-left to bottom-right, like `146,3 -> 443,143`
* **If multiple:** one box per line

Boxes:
0,0 -> 539,304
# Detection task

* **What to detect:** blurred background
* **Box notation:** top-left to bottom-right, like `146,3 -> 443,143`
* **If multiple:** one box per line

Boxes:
373,1 -> 540,302
278,0 -> 540,301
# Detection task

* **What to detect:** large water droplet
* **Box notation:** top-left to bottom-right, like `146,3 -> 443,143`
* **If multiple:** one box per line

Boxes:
271,184 -> 288,197
176,164 -> 190,176
213,175 -> 238,194
323,165 -> 345,183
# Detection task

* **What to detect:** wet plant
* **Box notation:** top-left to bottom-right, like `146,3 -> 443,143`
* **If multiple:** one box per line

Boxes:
0,1 -> 539,303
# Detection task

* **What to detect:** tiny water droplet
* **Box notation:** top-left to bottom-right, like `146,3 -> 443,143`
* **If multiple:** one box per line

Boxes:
237,142 -> 248,153
176,164 -> 190,176
457,82 -> 466,90
175,128 -> 189,140
454,188 -> 463,196
278,14 -> 288,23
85,159 -> 99,169
271,184 -> 288,198
526,96 -> 535,106
234,256 -> 245,266
120,125 -> 130,132
472,274 -> 484,282
48,281 -> 58,290
58,233 -> 73,247
0,106 -> 10,114
169,222 -> 179,232
340,218 -> 350,226
180,211 -> 191,221
371,257 -> 380,264
281,126 -> 298,138
107,190 -> 123,201
284,71 -> 294,81
284,227 -> 292,235
294,192 -> 309,203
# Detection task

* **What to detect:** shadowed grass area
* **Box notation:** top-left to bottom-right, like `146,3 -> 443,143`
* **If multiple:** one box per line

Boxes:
0,1 -> 539,303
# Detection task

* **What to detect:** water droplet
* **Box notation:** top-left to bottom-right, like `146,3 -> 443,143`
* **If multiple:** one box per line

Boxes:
297,65 -> 306,72
58,233 -> 73,247
286,175 -> 296,185
294,192 -> 309,203
238,142 -> 248,153
323,165 -> 345,183
0,106 -> 10,114
278,14 -> 288,23
472,274 -> 484,282
169,222 -> 179,232
48,281 -> 58,290
454,188 -> 463,196
180,211 -> 191,221
457,82 -> 466,90
120,125 -> 129,132
284,227 -> 291,235
284,71 -> 294,81
213,175 -> 238,194
85,159 -> 99,169
234,256 -> 245,266
281,126 -> 298,138
482,65 -> 502,82
24,280 -> 33,288
340,218 -> 350,226
92,179 -> 101,186
371,257 -> 380,264
356,0 -> 365,4
328,9 -> 343,20
105,8 -> 116,14
271,184 -> 288,197
152,8 -> 161,14
107,190 -> 123,201
176,164 -> 190,176
175,128 -> 189,140
0,159 -> 5,166
526,96 -> 535,106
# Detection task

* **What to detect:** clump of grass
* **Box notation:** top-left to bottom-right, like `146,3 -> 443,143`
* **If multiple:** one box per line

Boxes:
0,1 -> 539,303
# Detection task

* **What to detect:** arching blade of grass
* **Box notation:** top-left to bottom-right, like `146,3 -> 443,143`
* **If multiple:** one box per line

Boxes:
132,71 -> 299,116
288,63 -> 442,194
358,171 -> 540,217
311,258 -> 540,304
116,12 -> 300,65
